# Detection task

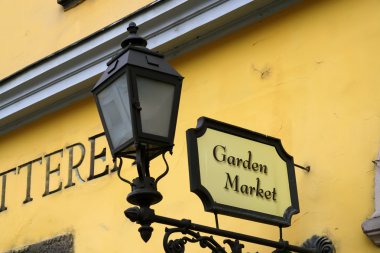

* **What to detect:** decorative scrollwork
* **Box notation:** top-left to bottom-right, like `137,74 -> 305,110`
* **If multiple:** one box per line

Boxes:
163,227 -> 227,253
302,235 -> 335,253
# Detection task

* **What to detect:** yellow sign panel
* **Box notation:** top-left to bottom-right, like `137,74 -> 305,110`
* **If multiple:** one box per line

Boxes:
187,117 -> 299,226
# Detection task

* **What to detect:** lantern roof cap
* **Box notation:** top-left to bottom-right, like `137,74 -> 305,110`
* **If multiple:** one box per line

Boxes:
92,45 -> 183,92
92,23 -> 183,93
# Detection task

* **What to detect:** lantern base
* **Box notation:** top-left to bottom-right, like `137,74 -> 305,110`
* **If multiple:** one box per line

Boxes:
127,177 -> 163,207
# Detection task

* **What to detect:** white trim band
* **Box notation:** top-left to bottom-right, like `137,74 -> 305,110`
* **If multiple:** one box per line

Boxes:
0,0 -> 300,134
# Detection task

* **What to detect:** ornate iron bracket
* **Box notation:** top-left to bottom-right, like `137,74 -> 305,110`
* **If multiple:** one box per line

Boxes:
124,206 -> 335,253
118,139 -> 334,253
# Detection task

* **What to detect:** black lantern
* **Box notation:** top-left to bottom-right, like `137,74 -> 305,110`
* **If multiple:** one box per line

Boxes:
92,22 -> 183,161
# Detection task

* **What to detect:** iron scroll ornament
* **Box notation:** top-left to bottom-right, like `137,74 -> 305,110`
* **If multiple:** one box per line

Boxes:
186,117 -> 299,227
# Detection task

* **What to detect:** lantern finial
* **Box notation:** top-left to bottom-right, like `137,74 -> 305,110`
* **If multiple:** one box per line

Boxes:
121,22 -> 147,48
127,22 -> 138,34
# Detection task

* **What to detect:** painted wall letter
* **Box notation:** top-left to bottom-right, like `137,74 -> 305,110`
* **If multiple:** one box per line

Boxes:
0,168 -> 16,212
18,158 -> 42,204
65,143 -> 86,189
88,133 -> 109,181
43,149 -> 64,197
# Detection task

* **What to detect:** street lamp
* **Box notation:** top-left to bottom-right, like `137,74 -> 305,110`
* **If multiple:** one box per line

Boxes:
92,22 -> 183,210
91,22 -> 335,253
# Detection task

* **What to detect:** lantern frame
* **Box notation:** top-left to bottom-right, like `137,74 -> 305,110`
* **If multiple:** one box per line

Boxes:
92,26 -> 183,160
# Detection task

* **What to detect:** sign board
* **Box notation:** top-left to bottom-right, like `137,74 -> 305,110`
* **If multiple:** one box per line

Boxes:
186,117 -> 299,227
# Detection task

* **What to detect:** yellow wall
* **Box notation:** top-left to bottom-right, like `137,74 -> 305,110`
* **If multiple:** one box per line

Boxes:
1,0 -> 380,252
172,1 -> 380,251
0,0 -> 152,79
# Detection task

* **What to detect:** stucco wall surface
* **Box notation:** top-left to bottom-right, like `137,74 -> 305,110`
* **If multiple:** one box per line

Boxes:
1,0 -> 380,253
0,0 -> 153,79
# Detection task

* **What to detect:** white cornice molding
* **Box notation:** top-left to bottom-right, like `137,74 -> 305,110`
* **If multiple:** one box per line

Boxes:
0,0 -> 300,134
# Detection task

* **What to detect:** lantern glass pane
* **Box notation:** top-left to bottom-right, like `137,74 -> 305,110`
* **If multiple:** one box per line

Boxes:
137,76 -> 175,138
98,74 -> 133,149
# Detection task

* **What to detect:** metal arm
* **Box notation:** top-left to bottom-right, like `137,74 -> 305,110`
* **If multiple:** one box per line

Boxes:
124,206 -> 335,253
